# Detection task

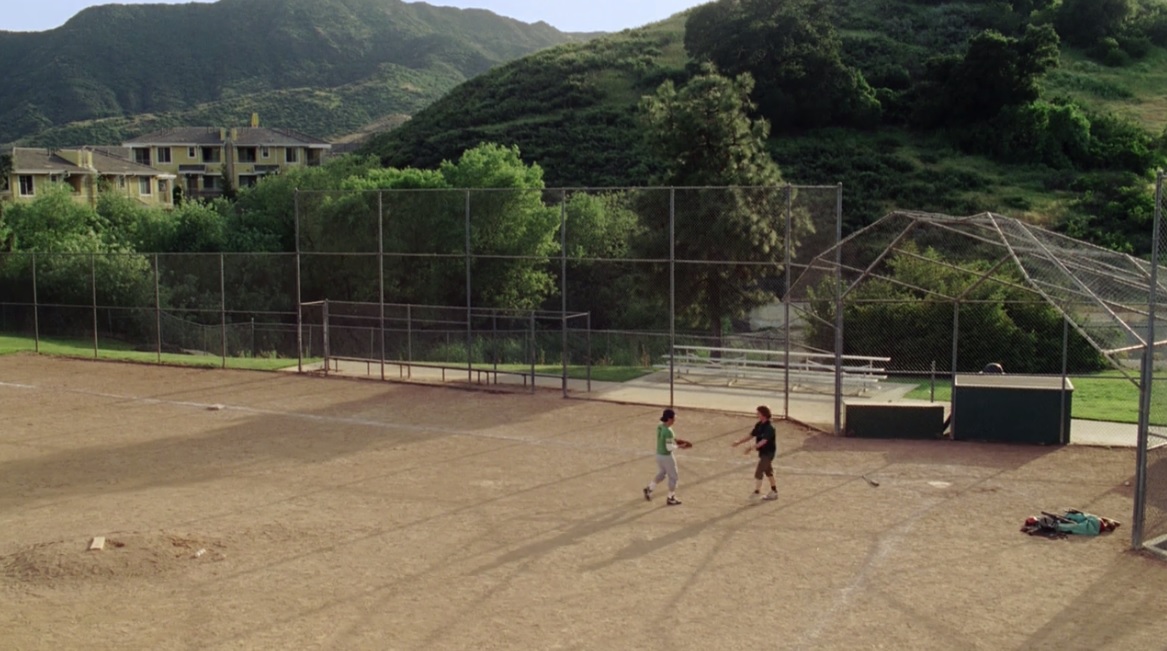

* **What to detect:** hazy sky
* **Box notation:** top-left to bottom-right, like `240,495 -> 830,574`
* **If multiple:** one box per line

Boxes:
2,0 -> 708,33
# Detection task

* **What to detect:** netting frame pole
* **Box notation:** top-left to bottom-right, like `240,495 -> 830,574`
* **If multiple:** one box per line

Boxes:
378,191 -> 386,382
1134,171 -> 1163,549
530,310 -> 536,395
783,184 -> 792,420
295,189 -> 303,373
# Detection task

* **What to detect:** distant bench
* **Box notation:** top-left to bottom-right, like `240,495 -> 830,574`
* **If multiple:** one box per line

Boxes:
660,345 -> 889,395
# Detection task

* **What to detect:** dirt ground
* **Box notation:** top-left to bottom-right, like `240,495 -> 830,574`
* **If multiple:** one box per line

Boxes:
2,355 -> 1166,651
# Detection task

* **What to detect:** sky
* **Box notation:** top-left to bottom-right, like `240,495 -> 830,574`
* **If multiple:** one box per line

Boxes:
1,0 -> 708,34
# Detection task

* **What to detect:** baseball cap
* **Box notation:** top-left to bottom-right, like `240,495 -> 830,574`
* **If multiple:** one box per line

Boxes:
660,409 -> 676,422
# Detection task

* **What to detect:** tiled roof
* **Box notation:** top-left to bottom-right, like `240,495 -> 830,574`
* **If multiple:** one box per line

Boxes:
9,147 -> 166,177
88,147 -> 166,176
124,127 -> 331,147
11,148 -> 90,175
123,128 -> 227,146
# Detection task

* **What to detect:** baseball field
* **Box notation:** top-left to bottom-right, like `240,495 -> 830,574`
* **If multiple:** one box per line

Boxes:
2,355 -> 1165,650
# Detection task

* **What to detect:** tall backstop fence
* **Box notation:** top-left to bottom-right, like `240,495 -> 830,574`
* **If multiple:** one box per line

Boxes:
290,186 -> 843,408
1137,171 -> 1167,554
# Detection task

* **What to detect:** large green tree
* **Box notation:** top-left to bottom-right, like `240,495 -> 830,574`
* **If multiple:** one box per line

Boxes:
912,24 -> 1060,128
684,0 -> 881,130
639,66 -> 801,345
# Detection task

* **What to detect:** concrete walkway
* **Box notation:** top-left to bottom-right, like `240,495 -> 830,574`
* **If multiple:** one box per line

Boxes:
305,359 -> 1149,448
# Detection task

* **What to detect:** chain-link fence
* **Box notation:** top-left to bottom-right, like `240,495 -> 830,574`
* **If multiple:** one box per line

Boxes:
1137,172 -> 1167,553
5,184 -> 1162,490
289,186 -> 844,410
0,251 -> 299,367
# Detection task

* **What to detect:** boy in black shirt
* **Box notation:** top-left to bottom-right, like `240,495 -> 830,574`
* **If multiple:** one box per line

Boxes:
732,405 -> 777,501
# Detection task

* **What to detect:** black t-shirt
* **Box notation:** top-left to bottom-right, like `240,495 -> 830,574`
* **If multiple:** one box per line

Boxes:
752,420 -> 777,457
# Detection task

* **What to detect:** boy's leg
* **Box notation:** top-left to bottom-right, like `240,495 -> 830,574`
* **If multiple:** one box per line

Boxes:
665,455 -> 681,505
761,456 -> 778,500
646,455 -> 668,499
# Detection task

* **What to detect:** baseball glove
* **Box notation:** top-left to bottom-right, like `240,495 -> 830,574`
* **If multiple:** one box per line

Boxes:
675,439 -> 693,449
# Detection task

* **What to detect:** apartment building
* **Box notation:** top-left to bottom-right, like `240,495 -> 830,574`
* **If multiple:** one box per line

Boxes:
122,125 -> 331,200
1,146 -> 176,208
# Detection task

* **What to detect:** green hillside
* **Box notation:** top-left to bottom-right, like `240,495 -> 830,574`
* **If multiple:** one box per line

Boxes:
0,0 -> 585,145
365,0 -> 1167,249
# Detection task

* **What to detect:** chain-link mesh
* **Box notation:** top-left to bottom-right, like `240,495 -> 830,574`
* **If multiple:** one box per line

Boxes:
8,184 -> 1164,486
1139,172 -> 1167,552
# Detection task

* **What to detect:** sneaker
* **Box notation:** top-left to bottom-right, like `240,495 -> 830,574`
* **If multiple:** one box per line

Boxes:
750,491 -> 762,500
666,496 -> 682,506
762,490 -> 778,501
643,487 -> 653,501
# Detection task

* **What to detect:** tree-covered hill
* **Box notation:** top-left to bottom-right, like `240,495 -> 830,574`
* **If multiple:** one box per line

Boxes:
365,0 -> 1167,252
0,0 -> 586,145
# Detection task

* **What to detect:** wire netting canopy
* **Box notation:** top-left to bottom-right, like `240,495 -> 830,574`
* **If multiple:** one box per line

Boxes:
788,211 -> 1163,363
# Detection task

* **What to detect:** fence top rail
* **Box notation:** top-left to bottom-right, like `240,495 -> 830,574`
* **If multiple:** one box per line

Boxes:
293,184 -> 829,194
671,344 -> 890,363
662,353 -> 887,373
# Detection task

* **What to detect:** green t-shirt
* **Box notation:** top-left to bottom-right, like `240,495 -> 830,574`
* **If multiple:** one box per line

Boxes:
656,423 -> 675,455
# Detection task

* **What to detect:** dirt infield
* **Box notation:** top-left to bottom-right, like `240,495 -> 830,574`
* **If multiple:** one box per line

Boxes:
2,355 -> 1166,650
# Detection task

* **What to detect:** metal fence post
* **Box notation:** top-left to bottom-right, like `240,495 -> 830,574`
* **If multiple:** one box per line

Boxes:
407,303 -> 413,378
669,188 -> 676,408
219,252 -> 227,368
949,301 -> 961,435
784,184 -> 793,420
833,183 -> 843,435
1060,317 -> 1069,444
530,310 -> 536,394
466,189 -> 473,383
561,190 -> 569,398
586,312 -> 592,393
379,190 -> 386,382
91,252 -> 98,359
295,189 -> 303,373
154,253 -> 161,363
1133,171 -> 1163,548
31,253 -> 39,354
323,299 -> 330,376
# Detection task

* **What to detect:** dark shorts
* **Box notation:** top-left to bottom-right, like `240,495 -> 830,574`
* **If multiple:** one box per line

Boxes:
754,454 -> 775,480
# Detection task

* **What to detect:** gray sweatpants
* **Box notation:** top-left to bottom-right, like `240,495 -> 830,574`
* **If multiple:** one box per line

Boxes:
654,453 -> 678,490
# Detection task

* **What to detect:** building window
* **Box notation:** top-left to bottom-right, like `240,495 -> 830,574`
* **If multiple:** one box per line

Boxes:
157,147 -> 172,164
188,147 -> 196,159
261,146 -> 270,159
18,175 -> 34,196
202,147 -> 221,163
238,175 -> 259,188
285,148 -> 298,163
139,177 -> 152,195
118,176 -> 126,188
238,147 -> 257,163
158,179 -> 168,197
133,147 -> 151,165
204,175 -> 220,191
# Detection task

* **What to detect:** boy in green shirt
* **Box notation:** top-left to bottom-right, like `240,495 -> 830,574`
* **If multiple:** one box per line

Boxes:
644,408 -> 687,506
